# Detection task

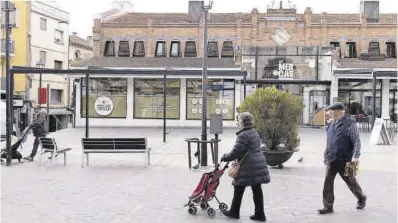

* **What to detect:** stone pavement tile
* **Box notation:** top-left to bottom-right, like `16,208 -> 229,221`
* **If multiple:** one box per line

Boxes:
1,127 -> 397,223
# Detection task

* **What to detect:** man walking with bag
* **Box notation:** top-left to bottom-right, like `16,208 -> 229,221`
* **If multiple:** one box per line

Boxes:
318,102 -> 367,214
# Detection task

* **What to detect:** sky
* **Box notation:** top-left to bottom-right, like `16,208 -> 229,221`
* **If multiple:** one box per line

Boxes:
48,0 -> 398,38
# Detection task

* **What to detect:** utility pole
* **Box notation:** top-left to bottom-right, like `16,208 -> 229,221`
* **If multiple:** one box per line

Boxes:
200,1 -> 212,167
2,1 -> 16,166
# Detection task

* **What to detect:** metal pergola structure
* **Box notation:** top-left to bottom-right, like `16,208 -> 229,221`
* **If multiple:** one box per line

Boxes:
3,66 -> 247,166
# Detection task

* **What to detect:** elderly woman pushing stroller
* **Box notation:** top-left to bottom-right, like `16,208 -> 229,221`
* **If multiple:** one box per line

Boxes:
221,112 -> 270,222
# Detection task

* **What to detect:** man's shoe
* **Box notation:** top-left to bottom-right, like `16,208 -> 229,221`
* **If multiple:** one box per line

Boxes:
357,196 -> 367,210
250,215 -> 266,222
222,210 -> 240,219
24,156 -> 33,161
318,207 -> 334,214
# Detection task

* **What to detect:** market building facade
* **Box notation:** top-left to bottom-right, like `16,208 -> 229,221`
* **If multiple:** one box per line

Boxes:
72,0 -> 397,127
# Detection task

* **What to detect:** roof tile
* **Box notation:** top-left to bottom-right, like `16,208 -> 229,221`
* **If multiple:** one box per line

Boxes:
104,12 -> 396,25
335,58 -> 398,69
71,57 -> 240,69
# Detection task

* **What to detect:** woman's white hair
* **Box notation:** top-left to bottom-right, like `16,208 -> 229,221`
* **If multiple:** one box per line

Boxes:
238,112 -> 254,127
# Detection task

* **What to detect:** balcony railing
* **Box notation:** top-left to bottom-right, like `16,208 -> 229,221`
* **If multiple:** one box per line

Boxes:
1,39 -> 15,55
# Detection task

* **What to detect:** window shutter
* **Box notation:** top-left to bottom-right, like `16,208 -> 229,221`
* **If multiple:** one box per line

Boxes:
104,41 -> 115,57
221,41 -> 234,57
118,41 -> 130,57
207,41 -> 219,57
184,41 -> 197,57
133,41 -> 145,57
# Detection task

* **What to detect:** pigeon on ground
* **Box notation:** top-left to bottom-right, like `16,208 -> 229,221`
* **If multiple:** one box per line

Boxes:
297,157 -> 304,163
192,163 -> 200,170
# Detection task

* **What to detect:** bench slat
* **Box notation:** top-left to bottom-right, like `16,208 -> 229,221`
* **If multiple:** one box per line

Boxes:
83,150 -> 148,153
81,138 -> 147,151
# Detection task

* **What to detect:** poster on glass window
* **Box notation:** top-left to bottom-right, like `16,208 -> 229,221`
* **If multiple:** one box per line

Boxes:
81,78 -> 128,118
186,79 -> 235,120
134,79 -> 180,119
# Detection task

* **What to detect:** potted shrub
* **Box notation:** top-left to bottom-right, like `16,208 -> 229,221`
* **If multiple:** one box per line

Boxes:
238,86 -> 304,169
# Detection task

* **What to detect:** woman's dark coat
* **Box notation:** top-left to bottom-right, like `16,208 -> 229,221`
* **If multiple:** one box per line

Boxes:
223,126 -> 271,186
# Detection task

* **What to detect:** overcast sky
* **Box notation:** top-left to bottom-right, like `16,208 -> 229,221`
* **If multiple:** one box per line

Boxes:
52,0 -> 398,38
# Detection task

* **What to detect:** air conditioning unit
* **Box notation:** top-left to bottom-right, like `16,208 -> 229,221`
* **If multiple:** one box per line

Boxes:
54,38 -> 61,44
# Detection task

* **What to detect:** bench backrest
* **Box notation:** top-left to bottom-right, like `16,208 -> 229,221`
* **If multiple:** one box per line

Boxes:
39,137 -> 57,151
81,138 -> 147,150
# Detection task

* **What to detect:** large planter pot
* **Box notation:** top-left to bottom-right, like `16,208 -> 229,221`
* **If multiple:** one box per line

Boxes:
262,149 -> 298,169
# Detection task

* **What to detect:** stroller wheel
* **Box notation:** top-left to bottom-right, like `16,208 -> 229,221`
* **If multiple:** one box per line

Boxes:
200,202 -> 208,210
188,206 -> 197,215
207,208 -> 216,217
219,203 -> 228,212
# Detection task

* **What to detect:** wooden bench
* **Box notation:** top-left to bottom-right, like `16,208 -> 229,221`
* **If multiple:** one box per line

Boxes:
81,138 -> 151,168
38,137 -> 72,166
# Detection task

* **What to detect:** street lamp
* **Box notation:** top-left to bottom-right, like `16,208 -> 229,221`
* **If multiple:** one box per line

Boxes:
200,1 -> 213,167
36,61 -> 45,108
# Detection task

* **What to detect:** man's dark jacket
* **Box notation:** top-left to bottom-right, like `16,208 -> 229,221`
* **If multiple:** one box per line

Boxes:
324,115 -> 355,164
31,111 -> 47,137
223,126 -> 271,186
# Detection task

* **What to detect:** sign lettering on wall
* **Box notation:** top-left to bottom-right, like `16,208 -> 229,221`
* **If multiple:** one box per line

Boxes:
277,60 -> 294,79
94,96 -> 114,116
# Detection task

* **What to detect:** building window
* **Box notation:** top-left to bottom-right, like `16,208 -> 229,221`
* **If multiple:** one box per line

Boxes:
54,60 -> 63,69
276,47 -> 287,55
50,89 -> 63,104
39,51 -> 46,64
170,41 -> 181,57
133,41 -> 145,57
118,41 -> 130,57
81,78 -> 127,118
221,41 -> 234,58
345,42 -> 357,58
40,18 -> 47,31
389,81 -> 397,122
54,30 -> 64,45
184,41 -> 197,57
134,79 -> 180,119
186,79 -> 235,120
155,41 -> 166,57
207,41 -> 219,57
330,42 -> 341,58
386,42 -> 397,58
368,42 -> 380,54
104,41 -> 115,57
74,50 -> 81,60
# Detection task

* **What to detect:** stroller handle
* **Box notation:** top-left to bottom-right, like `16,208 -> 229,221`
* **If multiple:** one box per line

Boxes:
215,161 -> 230,171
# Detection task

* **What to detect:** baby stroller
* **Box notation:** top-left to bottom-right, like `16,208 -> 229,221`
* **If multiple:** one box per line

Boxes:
1,125 -> 31,164
184,161 -> 230,217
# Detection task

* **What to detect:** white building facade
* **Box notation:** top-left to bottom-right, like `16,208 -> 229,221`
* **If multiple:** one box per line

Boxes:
30,1 -> 72,131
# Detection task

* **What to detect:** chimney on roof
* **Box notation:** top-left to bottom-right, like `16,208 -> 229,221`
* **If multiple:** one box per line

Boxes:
189,1 -> 204,23
360,1 -> 379,23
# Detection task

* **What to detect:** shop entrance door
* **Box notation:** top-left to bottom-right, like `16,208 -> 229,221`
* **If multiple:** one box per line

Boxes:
309,90 -> 329,125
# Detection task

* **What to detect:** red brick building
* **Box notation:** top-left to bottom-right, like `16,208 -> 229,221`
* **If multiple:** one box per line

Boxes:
73,1 -> 397,127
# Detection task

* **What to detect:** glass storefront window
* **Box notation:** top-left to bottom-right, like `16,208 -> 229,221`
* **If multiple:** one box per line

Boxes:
337,80 -> 382,117
134,79 -> 180,119
186,79 -> 235,120
81,78 -> 127,118
389,80 -> 397,122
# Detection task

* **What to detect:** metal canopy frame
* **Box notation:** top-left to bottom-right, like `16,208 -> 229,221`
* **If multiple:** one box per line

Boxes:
4,66 -> 247,166
334,68 -> 398,128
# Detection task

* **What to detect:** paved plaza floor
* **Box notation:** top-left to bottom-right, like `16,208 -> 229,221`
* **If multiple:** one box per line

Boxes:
1,127 -> 397,223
